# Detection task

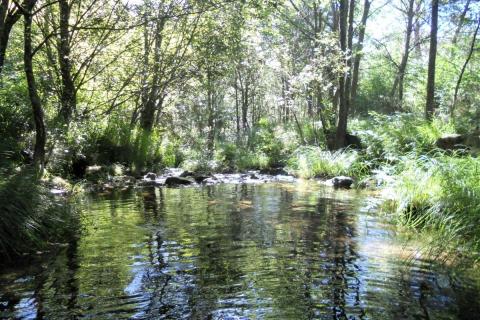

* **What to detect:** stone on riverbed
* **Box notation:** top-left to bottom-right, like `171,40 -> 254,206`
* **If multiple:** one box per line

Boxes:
165,176 -> 193,186
259,167 -> 289,176
327,176 -> 354,189
144,172 -> 157,181
194,175 -> 211,183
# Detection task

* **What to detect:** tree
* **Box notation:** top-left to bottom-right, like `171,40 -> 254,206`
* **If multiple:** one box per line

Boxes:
0,0 -> 21,75
334,0 -> 350,149
22,0 -> 46,169
136,0 -> 200,132
451,16 -> 480,116
350,0 -> 371,105
425,0 -> 438,121
390,0 -> 415,108
57,0 -> 76,125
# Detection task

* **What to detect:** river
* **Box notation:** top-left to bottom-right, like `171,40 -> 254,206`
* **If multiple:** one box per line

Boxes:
1,181 -> 479,319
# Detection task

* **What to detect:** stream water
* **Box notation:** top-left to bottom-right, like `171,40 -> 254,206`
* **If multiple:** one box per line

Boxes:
1,181 -> 479,319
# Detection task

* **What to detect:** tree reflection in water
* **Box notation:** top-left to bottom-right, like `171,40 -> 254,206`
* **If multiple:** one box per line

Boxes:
1,182 -> 480,319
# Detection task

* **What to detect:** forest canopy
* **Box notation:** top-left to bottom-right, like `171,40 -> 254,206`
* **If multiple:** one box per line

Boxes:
0,0 -> 478,172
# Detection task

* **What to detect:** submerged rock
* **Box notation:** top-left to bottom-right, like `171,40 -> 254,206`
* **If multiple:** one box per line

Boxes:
165,176 -> 193,186
328,176 -> 354,189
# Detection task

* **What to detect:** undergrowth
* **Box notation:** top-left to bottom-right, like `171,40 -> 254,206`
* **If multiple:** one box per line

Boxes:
0,170 -> 79,262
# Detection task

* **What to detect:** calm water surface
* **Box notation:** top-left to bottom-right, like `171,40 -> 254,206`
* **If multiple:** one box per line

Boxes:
1,181 -> 479,319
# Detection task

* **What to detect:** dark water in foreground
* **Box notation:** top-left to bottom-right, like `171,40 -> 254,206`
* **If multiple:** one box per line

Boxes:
1,181 -> 480,319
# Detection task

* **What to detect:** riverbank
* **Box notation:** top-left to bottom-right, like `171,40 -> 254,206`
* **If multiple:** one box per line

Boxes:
1,114 -> 479,266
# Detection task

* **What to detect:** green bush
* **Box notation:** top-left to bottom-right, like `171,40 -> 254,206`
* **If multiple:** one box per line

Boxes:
351,112 -> 455,164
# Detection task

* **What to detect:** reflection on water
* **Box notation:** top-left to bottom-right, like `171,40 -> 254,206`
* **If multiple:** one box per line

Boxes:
1,181 -> 479,319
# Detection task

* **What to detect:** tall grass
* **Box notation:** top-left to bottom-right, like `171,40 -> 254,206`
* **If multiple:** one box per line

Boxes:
389,155 -> 480,261
0,170 -> 78,262
287,146 -> 369,179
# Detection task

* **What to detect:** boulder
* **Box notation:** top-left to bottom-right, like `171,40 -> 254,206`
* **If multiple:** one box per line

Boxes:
328,176 -> 354,189
436,134 -> 465,150
194,175 -> 210,183
179,170 -> 194,178
144,172 -> 157,181
249,173 -> 259,179
165,176 -> 193,186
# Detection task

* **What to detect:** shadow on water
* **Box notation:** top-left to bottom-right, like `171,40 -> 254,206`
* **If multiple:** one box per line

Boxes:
1,181 -> 480,319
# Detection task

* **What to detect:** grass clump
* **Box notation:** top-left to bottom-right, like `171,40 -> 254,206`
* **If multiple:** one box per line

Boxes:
0,170 -> 78,262
389,155 -> 480,260
286,146 -> 368,179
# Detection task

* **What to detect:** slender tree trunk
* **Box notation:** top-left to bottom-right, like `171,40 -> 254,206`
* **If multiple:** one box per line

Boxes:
413,0 -> 422,56
390,0 -> 414,108
140,17 -> 165,131
242,80 -> 249,130
425,0 -> 439,121
397,0 -> 415,106
206,72 -> 215,154
24,0 -> 46,170
58,0 -> 76,125
0,1 -> 21,76
335,0 -> 349,149
452,0 -> 471,45
451,16 -> 480,116
234,75 -> 240,141
347,0 -> 355,55
351,0 -> 370,105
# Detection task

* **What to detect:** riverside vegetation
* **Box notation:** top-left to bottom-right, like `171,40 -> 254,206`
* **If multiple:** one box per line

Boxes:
0,0 -> 479,269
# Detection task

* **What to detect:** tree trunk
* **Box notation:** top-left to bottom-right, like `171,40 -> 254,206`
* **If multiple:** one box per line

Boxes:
140,16 -> 165,131
242,80 -> 249,130
351,0 -> 370,105
24,0 -> 46,170
452,0 -> 471,45
206,73 -> 215,155
234,74 -> 240,141
0,1 -> 21,76
413,0 -> 422,56
425,0 -> 439,121
390,0 -> 414,108
335,0 -> 349,149
397,0 -> 415,106
58,0 -> 76,125
451,16 -> 480,116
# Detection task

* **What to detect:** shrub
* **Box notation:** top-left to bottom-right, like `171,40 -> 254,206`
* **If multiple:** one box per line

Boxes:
351,112 -> 456,164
